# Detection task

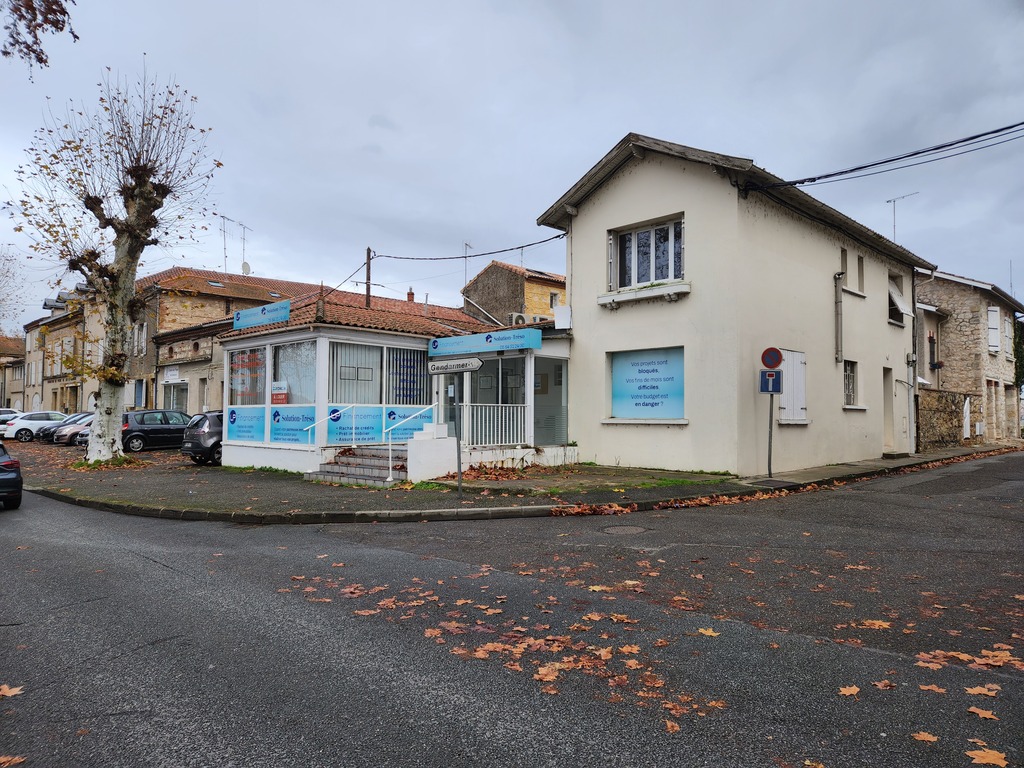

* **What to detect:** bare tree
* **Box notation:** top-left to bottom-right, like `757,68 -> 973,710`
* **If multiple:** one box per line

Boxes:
2,0 -> 77,69
0,245 -> 20,328
12,70 -> 219,460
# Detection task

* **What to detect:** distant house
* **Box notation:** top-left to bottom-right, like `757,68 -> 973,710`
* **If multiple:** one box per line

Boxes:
915,270 -> 1023,447
537,133 -> 935,476
0,335 -> 25,410
461,260 -> 566,326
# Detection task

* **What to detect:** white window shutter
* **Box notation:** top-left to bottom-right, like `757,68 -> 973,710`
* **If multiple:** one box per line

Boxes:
778,350 -> 807,423
987,307 -> 1000,352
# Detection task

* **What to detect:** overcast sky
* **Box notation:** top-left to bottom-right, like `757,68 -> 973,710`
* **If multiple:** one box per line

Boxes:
2,0 -> 1022,331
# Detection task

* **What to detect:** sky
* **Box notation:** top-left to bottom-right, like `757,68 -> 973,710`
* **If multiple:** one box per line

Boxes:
2,0 -> 1023,332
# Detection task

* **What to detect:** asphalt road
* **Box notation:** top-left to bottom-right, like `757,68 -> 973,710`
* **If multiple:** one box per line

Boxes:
1,452 -> 1021,767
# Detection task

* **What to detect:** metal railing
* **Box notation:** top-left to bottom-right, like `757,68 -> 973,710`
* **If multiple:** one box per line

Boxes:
463,403 -> 528,447
383,402 -> 438,482
303,404 -> 356,446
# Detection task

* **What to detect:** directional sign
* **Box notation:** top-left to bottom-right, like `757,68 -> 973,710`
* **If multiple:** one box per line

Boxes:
428,357 -> 484,374
759,369 -> 783,394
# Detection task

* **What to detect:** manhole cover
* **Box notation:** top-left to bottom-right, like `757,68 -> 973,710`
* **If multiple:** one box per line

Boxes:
602,525 -> 648,535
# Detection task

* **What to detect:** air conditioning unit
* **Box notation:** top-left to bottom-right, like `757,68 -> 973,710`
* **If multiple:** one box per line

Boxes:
531,315 -> 552,323
508,313 -> 528,325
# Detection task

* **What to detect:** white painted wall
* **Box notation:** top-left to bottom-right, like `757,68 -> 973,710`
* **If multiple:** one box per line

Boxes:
562,153 -> 915,476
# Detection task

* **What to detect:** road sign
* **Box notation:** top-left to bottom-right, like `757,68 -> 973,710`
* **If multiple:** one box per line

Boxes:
759,369 -> 783,394
761,347 -> 783,369
428,357 -> 484,374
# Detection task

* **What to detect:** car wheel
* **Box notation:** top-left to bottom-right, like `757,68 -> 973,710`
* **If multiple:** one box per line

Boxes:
125,435 -> 146,453
15,429 -> 33,442
211,443 -> 222,466
4,494 -> 21,510
189,455 -> 208,465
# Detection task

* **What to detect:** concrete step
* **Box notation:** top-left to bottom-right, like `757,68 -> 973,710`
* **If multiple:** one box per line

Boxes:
306,462 -> 407,488
305,470 -> 405,488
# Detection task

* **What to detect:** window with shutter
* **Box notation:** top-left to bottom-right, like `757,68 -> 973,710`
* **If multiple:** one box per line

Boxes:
987,307 -> 1000,353
778,350 -> 808,424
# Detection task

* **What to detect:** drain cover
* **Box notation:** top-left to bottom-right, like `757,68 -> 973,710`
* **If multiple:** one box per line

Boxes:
603,525 -> 648,535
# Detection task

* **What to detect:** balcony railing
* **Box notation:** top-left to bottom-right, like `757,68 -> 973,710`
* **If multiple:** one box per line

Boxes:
463,403 -> 528,447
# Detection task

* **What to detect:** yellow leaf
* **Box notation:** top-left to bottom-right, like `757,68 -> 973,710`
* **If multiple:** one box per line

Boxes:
911,731 -> 939,742
698,628 -> 720,637
965,748 -> 1008,766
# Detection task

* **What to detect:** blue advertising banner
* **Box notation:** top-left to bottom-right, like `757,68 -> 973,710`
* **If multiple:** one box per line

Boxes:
429,329 -> 541,357
226,407 -> 266,442
233,300 -> 291,330
269,405 -> 316,443
326,405 -> 434,444
611,347 -> 685,419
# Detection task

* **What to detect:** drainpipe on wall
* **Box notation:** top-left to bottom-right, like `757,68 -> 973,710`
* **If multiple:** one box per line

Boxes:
834,272 -> 845,363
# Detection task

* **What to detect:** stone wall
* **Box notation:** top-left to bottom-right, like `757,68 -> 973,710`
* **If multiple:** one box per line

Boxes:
917,388 -> 973,449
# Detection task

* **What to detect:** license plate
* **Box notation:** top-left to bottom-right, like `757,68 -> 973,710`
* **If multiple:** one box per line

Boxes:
182,442 -> 193,448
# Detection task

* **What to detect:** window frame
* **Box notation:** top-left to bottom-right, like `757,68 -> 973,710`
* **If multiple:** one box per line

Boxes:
842,360 -> 860,408
610,217 -> 685,291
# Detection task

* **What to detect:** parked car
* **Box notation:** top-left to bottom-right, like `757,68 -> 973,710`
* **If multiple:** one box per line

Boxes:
73,427 -> 90,447
0,441 -> 23,509
181,411 -> 223,465
38,412 -> 91,443
122,410 -> 192,452
0,408 -> 23,421
53,414 -> 95,445
3,411 -> 67,442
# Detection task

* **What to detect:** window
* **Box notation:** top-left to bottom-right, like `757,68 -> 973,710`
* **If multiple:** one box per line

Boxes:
163,382 -> 188,411
608,347 -> 684,420
843,360 -> 858,406
549,292 -> 560,309
273,341 -> 316,405
888,275 -> 911,324
778,350 -> 807,424
329,342 -> 382,404
840,250 -> 865,292
229,347 -> 267,405
613,218 -> 684,290
386,348 -> 429,405
988,307 -> 1000,353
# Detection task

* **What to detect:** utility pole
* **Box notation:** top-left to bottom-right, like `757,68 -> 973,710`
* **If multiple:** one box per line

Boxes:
464,242 -> 472,286
885,192 -> 918,242
365,247 -> 372,309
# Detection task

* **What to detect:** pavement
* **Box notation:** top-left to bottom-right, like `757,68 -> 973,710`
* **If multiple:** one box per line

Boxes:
12,439 -> 1023,523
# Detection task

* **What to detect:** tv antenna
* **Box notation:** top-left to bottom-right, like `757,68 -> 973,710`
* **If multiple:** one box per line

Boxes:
885,192 -> 918,242
219,215 -> 252,275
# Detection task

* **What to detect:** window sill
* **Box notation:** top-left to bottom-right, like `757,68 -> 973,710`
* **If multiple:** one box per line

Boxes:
842,405 -> 867,411
888,319 -> 905,328
778,419 -> 809,426
841,287 -> 866,298
601,418 -> 689,426
598,282 -> 691,309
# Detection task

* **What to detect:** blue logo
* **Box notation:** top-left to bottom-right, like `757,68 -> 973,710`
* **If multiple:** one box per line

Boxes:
233,312 -> 241,322
387,410 -> 397,421
329,408 -> 341,422
229,409 -> 237,424
485,334 -> 493,343
272,410 -> 281,423
431,339 -> 438,349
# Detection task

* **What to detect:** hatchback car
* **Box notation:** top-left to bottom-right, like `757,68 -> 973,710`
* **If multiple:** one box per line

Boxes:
53,414 -> 95,445
181,411 -> 223,465
0,442 -> 23,509
0,408 -> 23,421
4,411 -> 67,442
38,412 -> 91,443
122,409 -> 192,452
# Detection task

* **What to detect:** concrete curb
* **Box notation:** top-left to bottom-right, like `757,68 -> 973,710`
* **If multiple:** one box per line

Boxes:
24,446 -> 1018,524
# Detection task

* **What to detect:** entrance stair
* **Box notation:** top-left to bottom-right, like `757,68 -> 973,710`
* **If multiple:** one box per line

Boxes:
304,445 -> 408,488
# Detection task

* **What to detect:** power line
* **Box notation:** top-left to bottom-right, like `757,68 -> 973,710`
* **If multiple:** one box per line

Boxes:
749,120 -> 1024,191
375,233 -> 566,262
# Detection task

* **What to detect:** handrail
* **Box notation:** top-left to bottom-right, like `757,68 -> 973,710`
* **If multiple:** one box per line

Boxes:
303,404 -> 357,447
383,402 -> 438,482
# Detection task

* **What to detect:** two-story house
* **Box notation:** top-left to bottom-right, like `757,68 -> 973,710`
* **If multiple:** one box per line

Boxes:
537,133 -> 935,476
915,270 -> 1023,447
0,335 -> 26,410
461,260 -> 566,326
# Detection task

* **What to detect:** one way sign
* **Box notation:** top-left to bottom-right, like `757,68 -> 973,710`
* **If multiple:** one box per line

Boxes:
759,369 -> 783,394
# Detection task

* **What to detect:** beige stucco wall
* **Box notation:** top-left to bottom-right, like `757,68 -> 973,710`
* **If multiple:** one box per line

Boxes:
561,153 -> 915,475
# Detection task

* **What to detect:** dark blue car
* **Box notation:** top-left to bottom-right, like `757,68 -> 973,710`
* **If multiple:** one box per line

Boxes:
0,442 -> 23,510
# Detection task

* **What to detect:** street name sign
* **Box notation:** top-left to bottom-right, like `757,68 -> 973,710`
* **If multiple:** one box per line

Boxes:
428,357 -> 484,374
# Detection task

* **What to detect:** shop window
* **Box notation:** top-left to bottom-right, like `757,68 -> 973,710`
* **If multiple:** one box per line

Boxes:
273,341 -> 316,405
229,347 -> 267,406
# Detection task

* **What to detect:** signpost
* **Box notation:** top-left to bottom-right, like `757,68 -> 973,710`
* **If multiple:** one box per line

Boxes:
759,348 -> 784,478
428,357 -> 483,375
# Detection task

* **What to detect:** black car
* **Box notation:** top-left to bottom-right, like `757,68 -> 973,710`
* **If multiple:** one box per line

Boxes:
181,411 -> 223,465
0,442 -> 23,509
38,412 -> 91,443
122,409 -> 192,452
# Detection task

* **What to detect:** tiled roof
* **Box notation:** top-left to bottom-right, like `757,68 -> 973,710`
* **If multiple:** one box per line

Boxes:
462,260 -> 565,294
220,290 -> 495,341
134,266 -> 322,300
0,335 -> 25,358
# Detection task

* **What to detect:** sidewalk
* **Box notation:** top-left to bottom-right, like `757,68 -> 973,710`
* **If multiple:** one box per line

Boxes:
16,441 -> 1021,524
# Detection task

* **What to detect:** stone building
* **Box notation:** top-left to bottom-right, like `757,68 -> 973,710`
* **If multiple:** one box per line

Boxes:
461,260 -> 566,325
0,335 -> 26,410
915,270 -> 1023,448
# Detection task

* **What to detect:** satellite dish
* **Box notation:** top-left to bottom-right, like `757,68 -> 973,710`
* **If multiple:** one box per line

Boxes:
241,261 -> 251,275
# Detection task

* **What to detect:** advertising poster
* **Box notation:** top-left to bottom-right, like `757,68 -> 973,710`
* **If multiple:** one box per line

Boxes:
226,407 -> 266,442
611,347 -> 684,419
326,405 -> 434,443
269,406 -> 316,443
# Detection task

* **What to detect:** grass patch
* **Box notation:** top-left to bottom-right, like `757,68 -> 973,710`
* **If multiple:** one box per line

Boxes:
71,456 -> 149,470
219,465 -> 302,477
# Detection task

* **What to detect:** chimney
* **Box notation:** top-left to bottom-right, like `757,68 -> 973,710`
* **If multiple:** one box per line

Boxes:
407,287 -> 415,302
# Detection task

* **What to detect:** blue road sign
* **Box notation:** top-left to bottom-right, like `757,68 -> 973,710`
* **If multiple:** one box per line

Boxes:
759,369 -> 783,394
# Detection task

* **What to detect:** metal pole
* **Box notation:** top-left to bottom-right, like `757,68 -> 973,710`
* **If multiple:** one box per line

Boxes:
455,375 -> 463,498
767,392 -> 774,478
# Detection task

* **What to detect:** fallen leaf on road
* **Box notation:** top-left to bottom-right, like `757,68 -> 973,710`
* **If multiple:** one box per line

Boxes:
352,609 -> 381,616
911,732 -> 939,742
839,685 -> 860,697
540,685 -> 559,695
0,757 -> 27,767
0,685 -> 24,698
698,628 -> 720,637
965,685 -> 999,697
664,719 -> 680,733
967,706 -> 999,720
872,680 -> 896,690
919,684 -> 946,693
620,645 -> 640,654
859,620 -> 891,630
965,748 -> 1007,766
